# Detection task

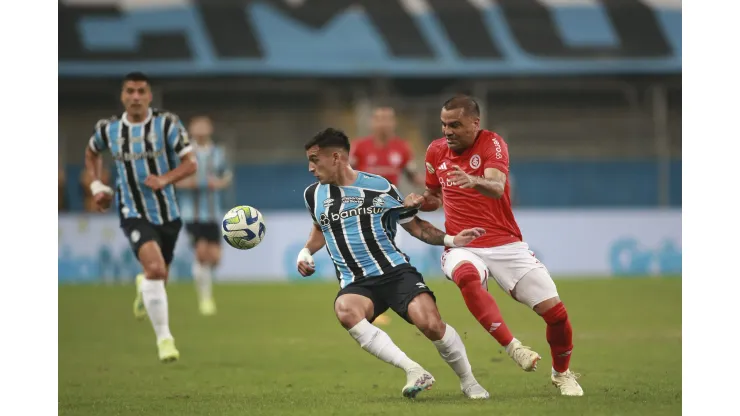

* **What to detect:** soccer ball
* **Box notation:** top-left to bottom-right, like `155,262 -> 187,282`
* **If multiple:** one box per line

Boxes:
221,205 -> 266,250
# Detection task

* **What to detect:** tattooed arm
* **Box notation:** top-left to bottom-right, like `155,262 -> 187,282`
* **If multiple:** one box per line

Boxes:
400,216 -> 486,247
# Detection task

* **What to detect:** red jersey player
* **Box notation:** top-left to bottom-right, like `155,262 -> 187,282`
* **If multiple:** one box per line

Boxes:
350,107 -> 425,187
406,96 -> 583,397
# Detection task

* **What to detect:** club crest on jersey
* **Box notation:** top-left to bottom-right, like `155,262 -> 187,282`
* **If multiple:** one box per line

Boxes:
372,195 -> 387,207
425,162 -> 435,174
147,132 -> 157,145
470,154 -> 481,169
389,152 -> 402,167
322,198 -> 334,208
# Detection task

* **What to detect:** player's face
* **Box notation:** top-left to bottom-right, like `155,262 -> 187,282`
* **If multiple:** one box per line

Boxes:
189,118 -> 213,145
371,108 -> 396,137
306,145 -> 341,184
440,108 -> 480,152
306,145 -> 340,184
121,81 -> 152,117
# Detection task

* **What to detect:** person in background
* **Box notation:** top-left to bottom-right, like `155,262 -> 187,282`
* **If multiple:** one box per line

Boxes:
350,107 -> 425,189
176,116 -> 233,316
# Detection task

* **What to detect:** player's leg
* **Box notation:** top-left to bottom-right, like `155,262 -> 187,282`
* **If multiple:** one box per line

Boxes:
121,219 -> 179,363
334,287 -> 431,398
195,240 -> 220,315
441,249 -> 540,371
394,273 -> 489,400
511,268 -> 583,396
188,224 -> 214,315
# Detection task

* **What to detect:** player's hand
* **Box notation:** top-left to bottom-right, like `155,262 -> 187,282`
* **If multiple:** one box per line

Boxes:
296,248 -> 315,277
452,227 -> 486,247
90,180 -> 113,212
208,176 -> 225,190
144,175 -> 167,191
404,193 -> 425,209
448,166 -> 478,189
93,192 -> 113,212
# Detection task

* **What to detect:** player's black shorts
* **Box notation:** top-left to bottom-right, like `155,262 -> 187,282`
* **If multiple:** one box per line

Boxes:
335,264 -> 436,325
185,222 -> 222,245
121,218 -> 182,265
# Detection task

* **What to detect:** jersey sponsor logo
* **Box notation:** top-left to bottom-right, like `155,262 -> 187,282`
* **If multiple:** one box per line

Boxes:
318,213 -> 330,227
425,162 -> 435,174
146,132 -> 158,145
492,138 -> 503,160
130,230 -> 140,243
322,198 -> 335,208
415,282 -> 427,289
322,206 -> 385,226
470,155 -> 481,169
341,196 -> 364,205
437,162 -> 448,171
113,149 -> 166,162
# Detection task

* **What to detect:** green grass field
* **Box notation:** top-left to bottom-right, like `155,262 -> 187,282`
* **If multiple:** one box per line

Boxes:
59,277 -> 681,416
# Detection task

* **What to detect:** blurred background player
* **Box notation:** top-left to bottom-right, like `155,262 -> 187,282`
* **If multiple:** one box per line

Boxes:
350,106 -> 425,189
409,95 -> 583,396
297,128 -> 490,399
176,116 -> 233,316
85,72 -> 197,363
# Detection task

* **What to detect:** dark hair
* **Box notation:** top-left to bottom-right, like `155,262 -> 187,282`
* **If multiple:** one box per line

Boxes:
304,128 -> 350,152
123,72 -> 150,85
442,95 -> 480,117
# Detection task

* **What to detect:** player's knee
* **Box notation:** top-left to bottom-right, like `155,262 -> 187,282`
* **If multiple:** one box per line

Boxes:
539,300 -> 567,324
452,262 -> 483,289
418,316 -> 447,341
143,261 -> 167,280
334,298 -> 367,329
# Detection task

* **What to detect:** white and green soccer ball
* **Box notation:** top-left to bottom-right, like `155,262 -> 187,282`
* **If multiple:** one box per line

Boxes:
221,205 -> 266,250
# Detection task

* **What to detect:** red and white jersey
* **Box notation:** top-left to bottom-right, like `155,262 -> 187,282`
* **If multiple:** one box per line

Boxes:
425,130 -> 522,248
350,136 -> 414,186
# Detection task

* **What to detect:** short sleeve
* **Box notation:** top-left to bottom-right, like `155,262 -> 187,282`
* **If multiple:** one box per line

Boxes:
165,115 -> 193,158
482,134 -> 510,174
88,120 -> 109,153
304,183 -> 319,224
398,208 -> 418,224
424,143 -> 441,189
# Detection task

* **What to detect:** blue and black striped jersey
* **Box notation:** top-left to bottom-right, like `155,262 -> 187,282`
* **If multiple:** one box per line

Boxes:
303,172 -> 418,288
88,108 -> 192,225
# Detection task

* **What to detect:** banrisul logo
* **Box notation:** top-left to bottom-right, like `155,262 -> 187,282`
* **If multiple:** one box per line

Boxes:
331,206 -> 383,221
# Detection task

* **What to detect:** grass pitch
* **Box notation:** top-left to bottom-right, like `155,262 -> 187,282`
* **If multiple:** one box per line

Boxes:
59,277 -> 681,415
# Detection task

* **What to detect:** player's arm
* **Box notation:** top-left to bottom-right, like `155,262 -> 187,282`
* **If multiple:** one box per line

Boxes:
468,167 -> 506,199
147,116 -> 198,190
449,135 -> 510,199
84,121 -> 114,211
211,151 -> 234,190
175,175 -> 198,189
297,223 -> 326,277
400,215 -> 485,247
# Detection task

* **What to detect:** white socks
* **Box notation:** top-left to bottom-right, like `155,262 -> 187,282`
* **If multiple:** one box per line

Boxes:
432,324 -> 478,389
192,260 -> 213,301
348,319 -> 420,373
140,278 -> 172,343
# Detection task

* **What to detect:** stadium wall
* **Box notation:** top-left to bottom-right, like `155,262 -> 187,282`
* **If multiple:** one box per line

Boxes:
58,209 -> 681,284
61,159 -> 682,213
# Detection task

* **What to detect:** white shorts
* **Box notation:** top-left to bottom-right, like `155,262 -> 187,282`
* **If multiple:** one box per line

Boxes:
441,242 -> 558,309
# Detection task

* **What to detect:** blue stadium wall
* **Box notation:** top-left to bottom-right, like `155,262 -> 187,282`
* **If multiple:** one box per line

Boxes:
62,160 -> 682,212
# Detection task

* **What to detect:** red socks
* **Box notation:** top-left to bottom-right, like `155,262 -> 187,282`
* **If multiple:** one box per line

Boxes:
542,302 -> 573,373
452,263 -> 514,347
